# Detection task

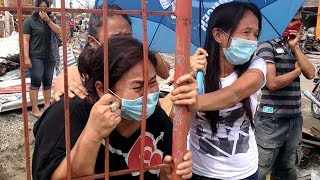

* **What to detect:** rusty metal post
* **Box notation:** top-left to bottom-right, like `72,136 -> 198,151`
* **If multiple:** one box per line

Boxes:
16,0 -> 31,179
316,0 -> 320,39
102,0 -> 110,179
139,0 -> 149,179
60,0 -> 72,179
172,0 -> 192,179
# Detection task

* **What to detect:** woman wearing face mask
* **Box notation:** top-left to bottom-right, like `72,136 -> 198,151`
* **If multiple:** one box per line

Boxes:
53,4 -> 172,101
32,36 -> 197,180
53,4 -> 207,102
23,0 -> 61,117
183,2 -> 267,179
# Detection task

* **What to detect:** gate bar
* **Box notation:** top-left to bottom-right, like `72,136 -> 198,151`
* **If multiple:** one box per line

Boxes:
139,0 -> 149,178
16,0 -> 31,179
0,7 -> 175,16
102,0 -> 110,179
60,0 -> 72,178
172,0 -> 192,179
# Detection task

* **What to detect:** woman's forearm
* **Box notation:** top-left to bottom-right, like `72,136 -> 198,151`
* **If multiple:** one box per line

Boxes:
47,19 -> 62,35
51,131 -> 101,179
23,41 -> 30,58
54,66 -> 82,94
155,53 -> 170,79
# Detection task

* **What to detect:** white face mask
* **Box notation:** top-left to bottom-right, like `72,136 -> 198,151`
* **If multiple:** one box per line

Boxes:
108,89 -> 160,121
220,29 -> 258,65
88,35 -> 101,46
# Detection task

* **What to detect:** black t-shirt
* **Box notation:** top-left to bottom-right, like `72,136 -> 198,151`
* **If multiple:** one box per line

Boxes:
23,14 -> 51,59
32,96 -> 172,180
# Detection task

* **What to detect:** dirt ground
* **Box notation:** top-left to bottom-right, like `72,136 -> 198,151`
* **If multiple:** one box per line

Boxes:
0,55 -> 320,179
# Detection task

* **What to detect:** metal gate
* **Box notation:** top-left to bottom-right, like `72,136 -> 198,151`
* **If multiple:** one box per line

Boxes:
0,0 -> 192,179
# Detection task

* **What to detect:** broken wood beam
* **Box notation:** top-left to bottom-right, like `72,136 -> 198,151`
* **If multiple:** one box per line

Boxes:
302,139 -> 320,147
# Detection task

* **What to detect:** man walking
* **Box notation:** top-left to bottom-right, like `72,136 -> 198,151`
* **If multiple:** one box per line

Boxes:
254,9 -> 315,180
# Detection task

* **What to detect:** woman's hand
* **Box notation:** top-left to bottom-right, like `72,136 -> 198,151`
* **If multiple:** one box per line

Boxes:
25,57 -> 32,69
53,67 -> 88,102
53,82 -> 88,102
39,11 -> 50,22
160,151 -> 193,180
171,74 -> 198,112
83,94 -> 121,143
190,47 -> 208,76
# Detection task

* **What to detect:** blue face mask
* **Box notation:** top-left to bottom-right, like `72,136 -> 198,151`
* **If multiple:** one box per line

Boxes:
221,30 -> 258,65
109,89 -> 160,121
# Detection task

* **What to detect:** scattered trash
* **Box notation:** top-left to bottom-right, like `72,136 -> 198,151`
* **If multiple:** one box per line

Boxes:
298,169 -> 320,180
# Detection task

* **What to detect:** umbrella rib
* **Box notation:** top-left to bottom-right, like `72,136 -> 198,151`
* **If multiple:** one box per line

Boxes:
247,0 -> 282,37
148,9 -> 170,49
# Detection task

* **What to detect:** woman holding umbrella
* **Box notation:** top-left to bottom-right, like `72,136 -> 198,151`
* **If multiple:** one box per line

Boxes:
185,2 -> 267,179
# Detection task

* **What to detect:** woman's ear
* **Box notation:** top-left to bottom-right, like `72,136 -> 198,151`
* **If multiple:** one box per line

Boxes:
87,36 -> 99,49
95,81 -> 104,97
212,28 -> 223,44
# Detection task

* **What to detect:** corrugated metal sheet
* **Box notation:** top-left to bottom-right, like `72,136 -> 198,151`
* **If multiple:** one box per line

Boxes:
0,45 -> 76,113
304,0 -> 318,7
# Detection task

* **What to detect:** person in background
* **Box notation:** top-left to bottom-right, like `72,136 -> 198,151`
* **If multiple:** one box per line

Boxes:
84,20 -> 88,33
184,2 -> 267,179
53,4 -> 172,101
69,17 -> 75,38
254,9 -> 315,180
32,36 -> 196,180
23,0 -> 61,117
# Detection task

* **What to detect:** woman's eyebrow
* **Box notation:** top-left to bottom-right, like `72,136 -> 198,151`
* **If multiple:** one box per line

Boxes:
131,75 -> 157,85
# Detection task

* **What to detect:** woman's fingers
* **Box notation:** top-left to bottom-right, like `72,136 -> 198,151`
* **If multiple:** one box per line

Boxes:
87,94 -> 122,139
52,91 -> 64,102
191,64 -> 206,76
193,47 -> 208,56
171,74 -> 198,111
176,151 -> 193,179
175,74 -> 196,86
97,94 -> 117,106
171,85 -> 197,97
68,83 -> 87,99
192,54 -> 207,61
190,54 -> 207,75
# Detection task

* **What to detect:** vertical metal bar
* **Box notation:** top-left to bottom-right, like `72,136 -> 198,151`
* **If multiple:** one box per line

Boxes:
139,0 -> 148,179
316,0 -> 320,39
172,0 -> 192,179
102,0 -> 110,179
60,0 -> 72,179
16,0 -> 31,179
4,0 -> 10,37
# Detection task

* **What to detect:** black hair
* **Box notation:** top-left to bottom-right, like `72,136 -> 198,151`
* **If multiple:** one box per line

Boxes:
86,4 -> 132,44
203,1 -> 262,135
79,4 -> 133,85
33,0 -> 50,17
81,36 -> 157,103
33,0 -> 50,7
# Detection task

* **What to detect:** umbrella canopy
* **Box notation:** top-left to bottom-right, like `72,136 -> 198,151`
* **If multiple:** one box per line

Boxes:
246,0 -> 305,42
95,0 -> 305,53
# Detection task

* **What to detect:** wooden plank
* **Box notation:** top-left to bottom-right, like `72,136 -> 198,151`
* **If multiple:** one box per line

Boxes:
310,127 -> 320,138
303,127 -> 320,140
302,139 -> 320,147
